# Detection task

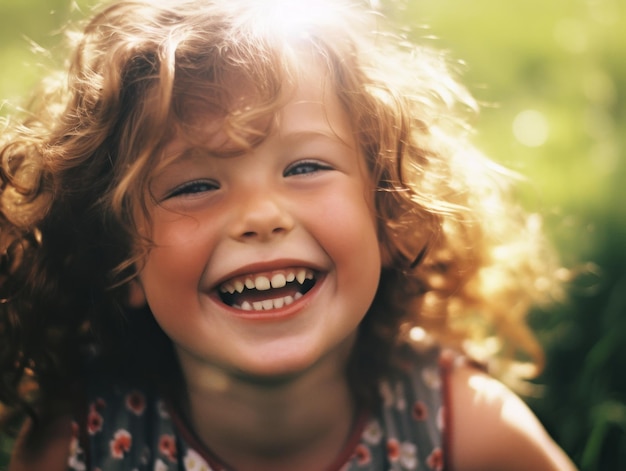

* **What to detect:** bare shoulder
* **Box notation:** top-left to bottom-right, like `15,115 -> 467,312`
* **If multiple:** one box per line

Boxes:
9,414 -> 72,471
447,360 -> 577,471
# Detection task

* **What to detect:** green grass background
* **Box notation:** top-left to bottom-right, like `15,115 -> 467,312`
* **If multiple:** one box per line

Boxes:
1,0 -> 625,469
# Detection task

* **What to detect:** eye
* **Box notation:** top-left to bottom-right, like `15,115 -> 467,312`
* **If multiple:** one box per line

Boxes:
284,160 -> 333,177
165,180 -> 220,199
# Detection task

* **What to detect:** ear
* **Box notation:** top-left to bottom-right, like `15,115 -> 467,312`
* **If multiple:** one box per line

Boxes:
127,278 -> 147,308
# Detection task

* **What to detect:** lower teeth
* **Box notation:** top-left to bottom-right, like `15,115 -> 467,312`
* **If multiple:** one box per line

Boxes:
237,292 -> 303,311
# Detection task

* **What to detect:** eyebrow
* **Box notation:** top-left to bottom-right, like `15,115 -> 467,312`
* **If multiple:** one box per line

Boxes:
162,144 -> 245,164
276,129 -> 355,149
164,128 -> 354,163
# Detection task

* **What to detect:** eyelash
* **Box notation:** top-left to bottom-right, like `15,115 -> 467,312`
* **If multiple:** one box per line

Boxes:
166,180 -> 219,199
284,160 -> 333,177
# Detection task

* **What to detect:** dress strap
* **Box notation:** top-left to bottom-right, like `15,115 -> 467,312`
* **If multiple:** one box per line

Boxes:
439,349 -> 456,471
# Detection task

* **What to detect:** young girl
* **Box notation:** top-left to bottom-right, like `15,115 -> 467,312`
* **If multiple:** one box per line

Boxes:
1,0 -> 576,470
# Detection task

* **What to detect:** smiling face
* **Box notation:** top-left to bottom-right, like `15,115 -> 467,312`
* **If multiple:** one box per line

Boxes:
134,68 -> 382,382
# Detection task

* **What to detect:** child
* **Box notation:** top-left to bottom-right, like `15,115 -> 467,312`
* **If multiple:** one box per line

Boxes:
1,0 -> 577,470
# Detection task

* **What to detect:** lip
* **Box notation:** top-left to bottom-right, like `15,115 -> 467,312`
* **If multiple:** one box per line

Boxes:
207,259 -> 326,321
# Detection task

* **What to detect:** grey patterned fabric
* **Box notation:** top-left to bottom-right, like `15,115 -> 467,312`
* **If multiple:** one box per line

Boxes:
68,346 -> 446,471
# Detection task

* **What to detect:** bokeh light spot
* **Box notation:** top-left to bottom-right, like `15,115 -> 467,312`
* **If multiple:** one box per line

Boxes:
512,110 -> 549,147
409,326 -> 427,342
554,18 -> 588,53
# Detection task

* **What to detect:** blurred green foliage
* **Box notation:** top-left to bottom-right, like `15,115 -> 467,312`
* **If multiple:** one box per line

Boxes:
392,2 -> 626,469
1,0 -> 624,469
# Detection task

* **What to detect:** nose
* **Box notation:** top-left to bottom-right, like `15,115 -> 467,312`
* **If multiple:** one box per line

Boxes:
229,189 -> 294,242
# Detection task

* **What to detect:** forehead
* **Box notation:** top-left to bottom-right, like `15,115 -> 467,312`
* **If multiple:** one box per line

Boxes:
277,68 -> 353,142
162,63 -> 354,160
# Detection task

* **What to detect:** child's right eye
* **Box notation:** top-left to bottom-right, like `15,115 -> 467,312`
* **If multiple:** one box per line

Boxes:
165,180 -> 220,199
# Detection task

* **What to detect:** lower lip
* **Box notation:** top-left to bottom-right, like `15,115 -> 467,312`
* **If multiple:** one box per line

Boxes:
216,275 -> 324,322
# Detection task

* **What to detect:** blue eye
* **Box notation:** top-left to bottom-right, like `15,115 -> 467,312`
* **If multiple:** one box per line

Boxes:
284,160 -> 332,177
166,180 -> 219,198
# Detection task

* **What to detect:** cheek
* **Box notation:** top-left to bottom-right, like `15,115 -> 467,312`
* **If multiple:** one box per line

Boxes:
312,184 -> 381,281
139,213 -> 216,295
320,184 -> 379,250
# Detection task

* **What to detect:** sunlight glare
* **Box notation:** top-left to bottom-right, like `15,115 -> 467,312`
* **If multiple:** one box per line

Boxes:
255,0 -> 341,40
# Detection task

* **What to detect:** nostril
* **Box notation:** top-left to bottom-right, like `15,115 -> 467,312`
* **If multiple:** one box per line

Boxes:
238,227 -> 287,240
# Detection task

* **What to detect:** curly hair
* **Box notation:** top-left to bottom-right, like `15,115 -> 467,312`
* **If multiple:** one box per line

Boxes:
0,0 -> 559,423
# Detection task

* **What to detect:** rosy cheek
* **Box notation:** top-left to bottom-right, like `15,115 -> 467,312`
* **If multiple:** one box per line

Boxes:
145,221 -> 210,278
323,191 -> 376,240
151,211 -> 202,242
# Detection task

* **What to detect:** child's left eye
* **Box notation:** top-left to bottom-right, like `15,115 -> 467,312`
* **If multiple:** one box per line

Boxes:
283,160 -> 332,177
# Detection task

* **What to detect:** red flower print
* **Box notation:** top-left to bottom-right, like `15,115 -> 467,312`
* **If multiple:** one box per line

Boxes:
387,438 -> 400,462
159,434 -> 177,462
412,400 -> 428,421
93,398 -> 106,412
110,429 -> 132,459
87,409 -> 103,435
353,444 -> 371,466
427,447 -> 444,471
125,390 -> 146,415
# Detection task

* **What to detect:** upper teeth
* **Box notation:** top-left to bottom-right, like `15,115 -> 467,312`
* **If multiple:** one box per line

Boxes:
219,268 -> 314,294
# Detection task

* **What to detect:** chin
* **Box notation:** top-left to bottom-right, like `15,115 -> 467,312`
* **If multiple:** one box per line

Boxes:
232,354 -> 320,383
231,336 -> 355,385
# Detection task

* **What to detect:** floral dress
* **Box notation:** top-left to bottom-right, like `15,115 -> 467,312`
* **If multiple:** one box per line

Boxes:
67,346 -> 450,471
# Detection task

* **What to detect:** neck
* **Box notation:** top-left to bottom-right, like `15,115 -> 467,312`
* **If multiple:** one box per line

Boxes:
176,342 -> 359,471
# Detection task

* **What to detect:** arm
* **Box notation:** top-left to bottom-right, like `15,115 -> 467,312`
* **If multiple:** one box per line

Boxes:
448,362 -> 577,471
9,415 -> 72,471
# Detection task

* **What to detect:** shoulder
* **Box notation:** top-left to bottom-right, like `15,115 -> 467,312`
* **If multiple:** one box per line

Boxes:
446,359 -> 577,471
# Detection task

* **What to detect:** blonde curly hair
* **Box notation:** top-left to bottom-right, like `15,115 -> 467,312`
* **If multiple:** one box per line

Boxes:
0,0 -> 558,418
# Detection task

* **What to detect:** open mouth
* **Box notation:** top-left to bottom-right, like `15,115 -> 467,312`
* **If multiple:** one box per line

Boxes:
218,268 -> 317,311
